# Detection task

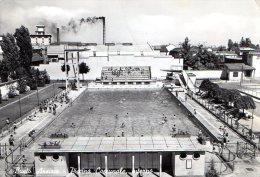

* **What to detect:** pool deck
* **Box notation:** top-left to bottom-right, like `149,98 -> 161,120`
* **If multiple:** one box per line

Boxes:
165,85 -> 260,177
2,85 -> 260,177
33,136 -> 207,153
165,86 -> 245,145
0,88 -> 86,177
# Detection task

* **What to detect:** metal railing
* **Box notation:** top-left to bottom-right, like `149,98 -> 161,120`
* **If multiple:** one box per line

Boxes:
191,92 -> 258,150
239,85 -> 260,98
4,87 -> 84,177
0,82 -> 64,137
205,146 -> 236,175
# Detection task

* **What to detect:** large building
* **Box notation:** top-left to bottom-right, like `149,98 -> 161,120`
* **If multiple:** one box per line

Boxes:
36,43 -> 184,81
34,136 -> 206,177
30,25 -> 52,47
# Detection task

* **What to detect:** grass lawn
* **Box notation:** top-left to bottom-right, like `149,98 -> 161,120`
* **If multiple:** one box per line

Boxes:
0,83 -> 63,129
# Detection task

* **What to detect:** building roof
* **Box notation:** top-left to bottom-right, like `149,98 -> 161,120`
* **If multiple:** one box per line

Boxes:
36,25 -> 45,27
30,34 -> 52,37
32,53 -> 44,62
225,63 -> 255,71
239,47 -> 255,52
166,45 -> 176,52
87,44 -> 154,53
225,56 -> 242,60
33,136 -> 206,153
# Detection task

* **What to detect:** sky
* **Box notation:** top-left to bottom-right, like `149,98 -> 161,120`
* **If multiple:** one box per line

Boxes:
0,0 -> 259,46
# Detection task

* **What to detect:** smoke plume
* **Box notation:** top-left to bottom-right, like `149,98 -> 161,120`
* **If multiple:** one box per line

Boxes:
61,17 -> 103,34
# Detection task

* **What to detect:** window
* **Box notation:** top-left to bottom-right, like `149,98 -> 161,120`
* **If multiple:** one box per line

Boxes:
193,152 -> 200,160
52,154 -> 59,161
233,72 -> 238,77
245,70 -> 251,77
39,154 -> 46,162
186,159 -> 192,169
179,153 -> 187,160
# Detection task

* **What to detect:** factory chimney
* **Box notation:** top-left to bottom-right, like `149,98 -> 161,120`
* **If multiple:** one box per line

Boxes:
102,17 -> 106,45
57,27 -> 60,45
96,16 -> 106,44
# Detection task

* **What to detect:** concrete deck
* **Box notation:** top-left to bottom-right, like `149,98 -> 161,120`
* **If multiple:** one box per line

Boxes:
33,136 -> 206,153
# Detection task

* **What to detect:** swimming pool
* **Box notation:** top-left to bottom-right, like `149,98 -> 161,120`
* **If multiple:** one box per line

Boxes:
39,88 -> 199,137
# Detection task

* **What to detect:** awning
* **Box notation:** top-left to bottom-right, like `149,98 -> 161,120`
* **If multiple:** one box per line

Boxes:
225,63 -> 255,71
32,53 -> 44,62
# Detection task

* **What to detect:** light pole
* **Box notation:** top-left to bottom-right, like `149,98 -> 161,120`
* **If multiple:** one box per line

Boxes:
53,82 -> 55,97
36,79 -> 39,106
250,109 -> 255,139
19,94 -> 22,118
18,78 -> 22,120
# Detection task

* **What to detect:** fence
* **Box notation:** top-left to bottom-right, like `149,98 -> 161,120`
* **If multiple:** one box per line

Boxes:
239,85 -> 260,98
205,145 -> 236,175
0,82 -> 64,137
191,91 -> 258,149
4,87 -> 79,177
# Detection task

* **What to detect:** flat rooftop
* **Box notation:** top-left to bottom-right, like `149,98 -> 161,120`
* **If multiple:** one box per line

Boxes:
34,136 -> 206,153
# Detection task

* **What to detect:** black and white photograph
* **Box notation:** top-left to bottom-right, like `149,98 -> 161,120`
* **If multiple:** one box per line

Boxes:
0,0 -> 260,176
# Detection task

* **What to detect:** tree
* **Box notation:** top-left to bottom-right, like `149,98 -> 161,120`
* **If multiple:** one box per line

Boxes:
14,26 -> 33,77
41,70 -> 50,84
35,68 -> 45,87
240,37 -> 246,47
0,33 -> 20,79
181,37 -> 192,67
199,79 -> 212,92
234,96 -> 255,112
228,39 -> 233,51
245,38 -> 252,47
179,38 -> 221,70
61,64 -> 70,74
79,62 -> 90,80
0,60 -> 9,82
217,45 -> 226,51
17,78 -> 27,94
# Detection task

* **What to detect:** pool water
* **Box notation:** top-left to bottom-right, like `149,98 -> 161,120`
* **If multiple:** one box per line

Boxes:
41,88 -> 199,137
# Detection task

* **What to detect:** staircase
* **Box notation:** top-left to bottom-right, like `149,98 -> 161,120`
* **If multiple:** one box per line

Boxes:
177,74 -> 186,88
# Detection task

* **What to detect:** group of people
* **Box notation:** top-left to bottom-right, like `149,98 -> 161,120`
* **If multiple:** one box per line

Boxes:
5,90 -> 71,148
102,66 -> 149,80
39,91 -> 69,115
219,125 -> 229,145
160,114 -> 168,124
39,98 -> 58,115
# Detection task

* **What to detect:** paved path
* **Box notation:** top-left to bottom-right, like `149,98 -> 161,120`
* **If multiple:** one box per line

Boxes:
167,87 -> 242,145
167,85 -> 260,177
0,87 -> 86,176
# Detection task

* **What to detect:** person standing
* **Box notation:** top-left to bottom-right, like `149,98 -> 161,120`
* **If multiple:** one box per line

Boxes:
13,121 -> 17,134
9,135 -> 14,146
21,155 -> 27,168
6,118 -> 10,132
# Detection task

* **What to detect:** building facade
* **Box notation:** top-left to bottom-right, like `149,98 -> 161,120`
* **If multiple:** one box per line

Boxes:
30,25 -> 52,47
